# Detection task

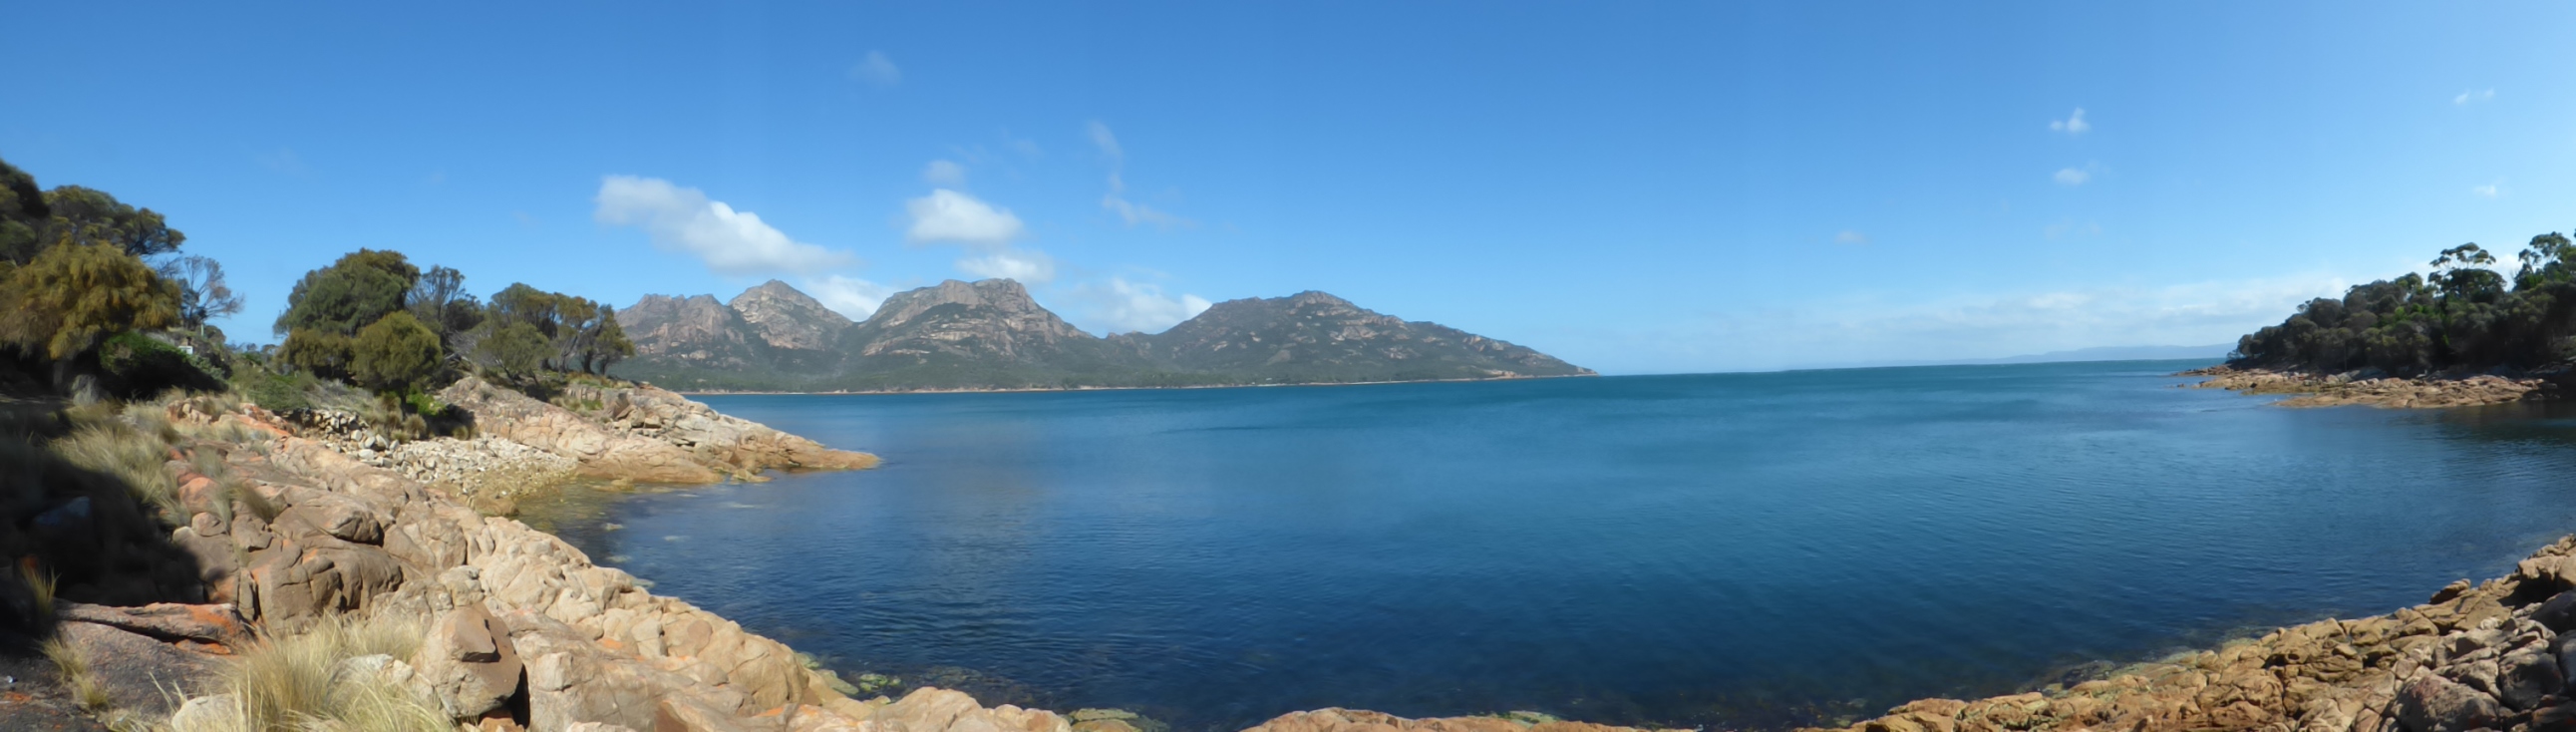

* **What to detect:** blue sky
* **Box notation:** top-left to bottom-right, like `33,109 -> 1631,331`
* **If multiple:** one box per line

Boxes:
4,2 -> 2571,373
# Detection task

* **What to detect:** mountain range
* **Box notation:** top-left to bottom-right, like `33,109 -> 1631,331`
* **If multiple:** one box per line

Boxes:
609,279 -> 1593,392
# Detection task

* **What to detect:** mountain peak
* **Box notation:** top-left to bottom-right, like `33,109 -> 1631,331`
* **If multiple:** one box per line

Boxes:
728,280 -> 849,351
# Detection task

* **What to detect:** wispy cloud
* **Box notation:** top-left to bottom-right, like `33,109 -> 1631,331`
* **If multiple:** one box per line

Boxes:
1578,272 -> 2355,373
1088,121 -> 1193,229
1064,276 -> 1212,333
2049,108 -> 2090,136
850,51 -> 901,87
594,176 -> 856,274
922,160 -> 967,187
1834,230 -> 1871,245
2053,167 -> 2092,186
2454,89 -> 2495,105
1087,121 -> 1124,164
2472,181 -> 2503,197
256,148 -> 310,176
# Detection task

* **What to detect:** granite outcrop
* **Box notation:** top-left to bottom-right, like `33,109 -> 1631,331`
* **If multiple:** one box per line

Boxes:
2182,366 -> 2551,409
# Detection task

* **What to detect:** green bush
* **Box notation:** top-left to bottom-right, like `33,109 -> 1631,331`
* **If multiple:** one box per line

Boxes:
351,311 -> 441,392
97,331 -> 220,397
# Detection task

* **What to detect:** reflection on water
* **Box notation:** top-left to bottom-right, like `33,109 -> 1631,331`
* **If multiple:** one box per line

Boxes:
520,362 -> 2576,731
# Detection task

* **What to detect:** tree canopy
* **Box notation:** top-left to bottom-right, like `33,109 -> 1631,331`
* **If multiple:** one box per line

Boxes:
0,241 -> 180,359
276,248 -> 419,337
2232,233 -> 2576,376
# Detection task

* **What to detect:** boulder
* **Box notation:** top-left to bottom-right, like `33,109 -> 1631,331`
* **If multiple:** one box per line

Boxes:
2500,646 -> 2565,710
2397,674 -> 2506,732
412,604 -> 524,719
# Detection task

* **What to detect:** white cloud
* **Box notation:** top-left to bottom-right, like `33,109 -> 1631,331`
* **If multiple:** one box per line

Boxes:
2472,181 -> 2503,197
922,160 -> 967,186
1834,230 -> 1870,245
594,176 -> 855,274
2054,167 -> 2092,186
904,188 -> 1025,245
803,274 -> 895,319
2049,108 -> 2090,135
956,248 -> 1058,284
850,51 -> 901,87
1065,276 -> 1212,333
2454,89 -> 2495,105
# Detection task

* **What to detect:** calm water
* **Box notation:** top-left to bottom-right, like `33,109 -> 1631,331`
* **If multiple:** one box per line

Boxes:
530,361 -> 2576,731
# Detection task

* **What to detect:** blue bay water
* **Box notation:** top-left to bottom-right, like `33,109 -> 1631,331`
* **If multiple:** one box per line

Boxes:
531,361 -> 2576,731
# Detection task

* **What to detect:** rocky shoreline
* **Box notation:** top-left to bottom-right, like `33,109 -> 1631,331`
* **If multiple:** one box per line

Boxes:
34,372 -> 2576,732
2180,365 -> 2555,409
1805,539 -> 2576,732
12,382 -> 1658,732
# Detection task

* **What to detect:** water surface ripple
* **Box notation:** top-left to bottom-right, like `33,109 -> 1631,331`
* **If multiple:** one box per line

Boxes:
533,361 -> 2576,731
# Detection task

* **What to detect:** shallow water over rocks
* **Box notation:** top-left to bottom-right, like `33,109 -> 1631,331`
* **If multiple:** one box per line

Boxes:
532,361 -> 2576,731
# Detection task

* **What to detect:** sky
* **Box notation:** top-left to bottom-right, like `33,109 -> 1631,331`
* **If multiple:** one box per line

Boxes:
4,2 -> 2571,374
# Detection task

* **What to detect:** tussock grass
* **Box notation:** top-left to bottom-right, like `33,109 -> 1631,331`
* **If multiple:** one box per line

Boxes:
43,636 -> 112,711
51,423 -> 179,520
19,561 -> 57,625
176,611 -> 447,732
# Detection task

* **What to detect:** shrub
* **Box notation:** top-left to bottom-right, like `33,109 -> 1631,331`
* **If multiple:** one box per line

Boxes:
350,311 -> 441,392
98,330 -> 221,397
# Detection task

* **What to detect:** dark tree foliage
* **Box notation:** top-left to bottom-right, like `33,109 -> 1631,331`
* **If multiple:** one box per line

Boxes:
477,321 -> 549,376
352,310 -> 442,392
38,185 -> 185,259
0,158 -> 48,263
474,282 -> 628,374
2233,234 -> 2576,376
0,156 -> 187,266
407,264 -> 483,340
275,249 -> 420,337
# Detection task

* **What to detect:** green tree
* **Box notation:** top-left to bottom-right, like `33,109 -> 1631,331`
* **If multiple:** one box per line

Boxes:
276,249 -> 420,337
407,264 -> 483,340
279,328 -> 355,380
590,310 -> 635,374
351,311 -> 443,392
0,157 -> 49,263
478,321 -> 549,376
37,185 -> 185,259
0,240 -> 178,360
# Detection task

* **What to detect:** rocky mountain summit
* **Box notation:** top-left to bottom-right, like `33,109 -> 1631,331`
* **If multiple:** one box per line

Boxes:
613,279 -> 1592,392
1117,291 -> 1587,382
619,294 -> 775,373
730,280 -> 852,352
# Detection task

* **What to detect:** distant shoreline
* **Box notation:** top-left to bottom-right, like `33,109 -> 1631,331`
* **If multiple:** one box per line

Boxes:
666,372 -> 1599,397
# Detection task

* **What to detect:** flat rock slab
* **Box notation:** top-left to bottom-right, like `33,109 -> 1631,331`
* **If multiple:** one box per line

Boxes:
54,601 -> 248,647
60,621 -> 222,718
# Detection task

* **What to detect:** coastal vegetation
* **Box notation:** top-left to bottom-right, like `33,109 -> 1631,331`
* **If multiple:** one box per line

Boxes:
2229,233 -> 2576,376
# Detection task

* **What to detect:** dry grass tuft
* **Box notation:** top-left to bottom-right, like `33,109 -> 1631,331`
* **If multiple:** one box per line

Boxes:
50,422 -> 179,521
175,611 -> 447,732
43,636 -> 112,712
